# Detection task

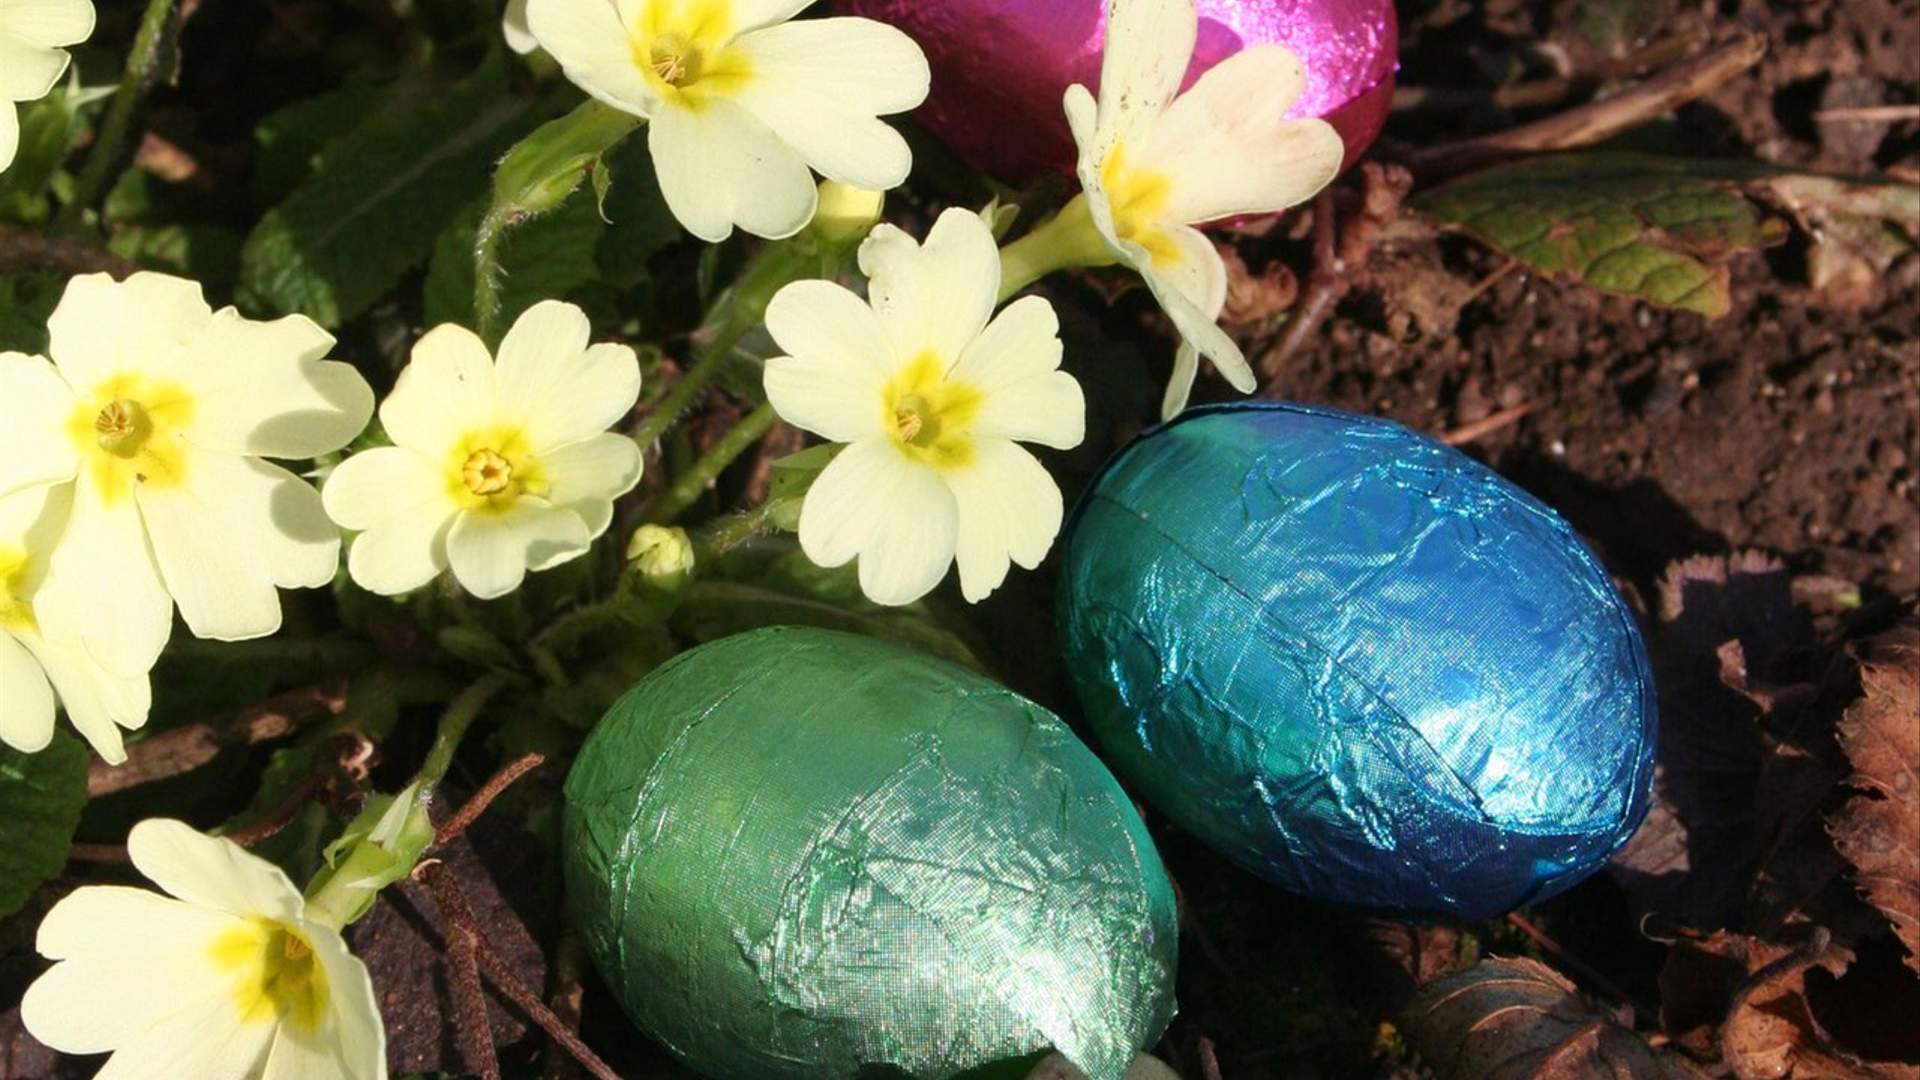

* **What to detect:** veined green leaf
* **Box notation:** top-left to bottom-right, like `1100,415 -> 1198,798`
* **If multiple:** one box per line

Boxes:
1416,151 -> 1793,317
236,60 -> 533,327
0,730 -> 89,918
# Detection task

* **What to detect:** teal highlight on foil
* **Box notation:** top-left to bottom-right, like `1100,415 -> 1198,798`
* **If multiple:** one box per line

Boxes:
1056,402 -> 1657,918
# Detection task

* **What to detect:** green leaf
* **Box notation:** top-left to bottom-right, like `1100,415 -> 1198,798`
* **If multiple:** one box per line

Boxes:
236,60 -> 532,327
251,82 -> 389,206
1416,151 -> 1792,317
765,443 -> 843,532
0,730 -> 89,918
489,99 -> 639,220
594,134 -> 682,289
107,223 -> 245,293
0,90 -> 89,219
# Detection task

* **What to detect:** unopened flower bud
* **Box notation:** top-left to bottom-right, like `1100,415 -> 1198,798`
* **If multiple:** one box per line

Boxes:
627,525 -> 695,581
806,181 -> 886,252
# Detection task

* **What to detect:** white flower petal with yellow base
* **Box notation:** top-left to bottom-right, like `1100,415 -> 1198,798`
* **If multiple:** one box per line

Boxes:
0,0 -> 94,172
21,820 -> 386,1080
323,301 -> 643,601
0,484 -> 150,764
17,272 -> 373,675
1063,0 -> 1343,419
524,0 -> 929,241
764,208 -> 1085,607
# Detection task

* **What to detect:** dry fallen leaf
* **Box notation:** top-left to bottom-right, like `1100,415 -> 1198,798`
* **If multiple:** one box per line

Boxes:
1829,622 -> 1920,976
1401,956 -> 1713,1079
1655,927 -> 1907,1080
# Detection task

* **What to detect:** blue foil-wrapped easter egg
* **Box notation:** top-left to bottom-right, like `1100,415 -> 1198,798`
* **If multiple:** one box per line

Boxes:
1057,403 -> 1656,918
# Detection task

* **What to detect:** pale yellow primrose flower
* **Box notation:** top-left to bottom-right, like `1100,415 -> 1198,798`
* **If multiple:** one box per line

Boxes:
0,272 -> 374,682
764,208 -> 1086,607
0,484 -> 148,763
1064,0 -> 1343,418
502,0 -> 536,54
22,820 -> 386,1080
524,0 -> 930,242
322,301 -> 643,600
0,0 -> 94,172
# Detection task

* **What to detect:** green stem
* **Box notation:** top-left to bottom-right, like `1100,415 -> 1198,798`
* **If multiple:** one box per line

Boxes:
63,0 -> 179,228
630,315 -> 755,449
645,403 -> 778,522
416,672 -> 511,789
694,499 -> 782,561
996,193 -> 1118,302
472,208 -> 513,345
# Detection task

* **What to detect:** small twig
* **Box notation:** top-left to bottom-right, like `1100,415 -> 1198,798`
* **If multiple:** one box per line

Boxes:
0,226 -> 142,277
1813,104 -> 1920,123
1392,36 -> 1693,114
1441,402 -> 1535,445
435,753 -> 546,846
65,842 -> 133,864
542,933 -> 590,1080
71,734 -> 367,864
1505,911 -> 1657,1020
474,942 -> 623,1080
87,683 -> 349,797
416,860 -> 503,1080
1411,33 -> 1768,181
1458,258 -> 1522,308
416,865 -> 623,1080
1257,164 -> 1413,385
1259,188 -> 1343,380
1197,1035 -> 1225,1080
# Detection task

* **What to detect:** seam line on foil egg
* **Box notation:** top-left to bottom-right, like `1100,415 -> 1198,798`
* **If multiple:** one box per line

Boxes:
1086,489 -> 1502,826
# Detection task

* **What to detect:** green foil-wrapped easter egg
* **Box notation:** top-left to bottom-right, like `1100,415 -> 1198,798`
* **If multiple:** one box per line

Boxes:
563,627 -> 1178,1080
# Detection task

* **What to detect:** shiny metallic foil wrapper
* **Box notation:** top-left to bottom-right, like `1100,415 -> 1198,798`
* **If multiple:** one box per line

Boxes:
1057,404 -> 1657,918
564,627 -> 1179,1080
838,0 -> 1398,181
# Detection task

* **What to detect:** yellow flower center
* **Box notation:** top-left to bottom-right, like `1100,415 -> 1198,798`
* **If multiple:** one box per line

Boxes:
461,449 -> 514,497
209,919 -> 331,1032
66,376 -> 194,505
629,0 -> 753,107
1099,143 -> 1182,268
883,353 -> 983,469
0,548 -> 36,634
648,33 -> 701,85
447,428 -> 548,512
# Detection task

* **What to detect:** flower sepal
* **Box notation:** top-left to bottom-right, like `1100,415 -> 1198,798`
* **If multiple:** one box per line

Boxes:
303,781 -> 435,930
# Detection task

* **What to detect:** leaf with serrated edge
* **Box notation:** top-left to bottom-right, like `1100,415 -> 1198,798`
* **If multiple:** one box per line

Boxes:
1402,956 -> 1713,1079
1831,622 -> 1920,975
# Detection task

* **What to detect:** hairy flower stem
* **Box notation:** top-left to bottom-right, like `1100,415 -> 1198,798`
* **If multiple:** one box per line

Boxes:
645,402 -> 778,522
630,314 -> 755,450
64,0 -> 180,228
471,208 -> 514,346
996,194 -> 1119,302
417,673 -> 512,790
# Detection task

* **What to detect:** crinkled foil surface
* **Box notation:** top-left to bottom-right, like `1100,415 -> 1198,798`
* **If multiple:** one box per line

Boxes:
564,627 -> 1178,1080
1057,403 -> 1656,918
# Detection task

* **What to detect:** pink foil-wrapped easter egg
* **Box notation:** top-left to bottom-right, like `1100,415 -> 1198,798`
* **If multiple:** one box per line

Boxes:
840,0 -> 1398,183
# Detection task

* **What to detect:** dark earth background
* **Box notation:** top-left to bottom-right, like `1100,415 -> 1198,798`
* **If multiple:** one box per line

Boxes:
2,0 -> 1916,1077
